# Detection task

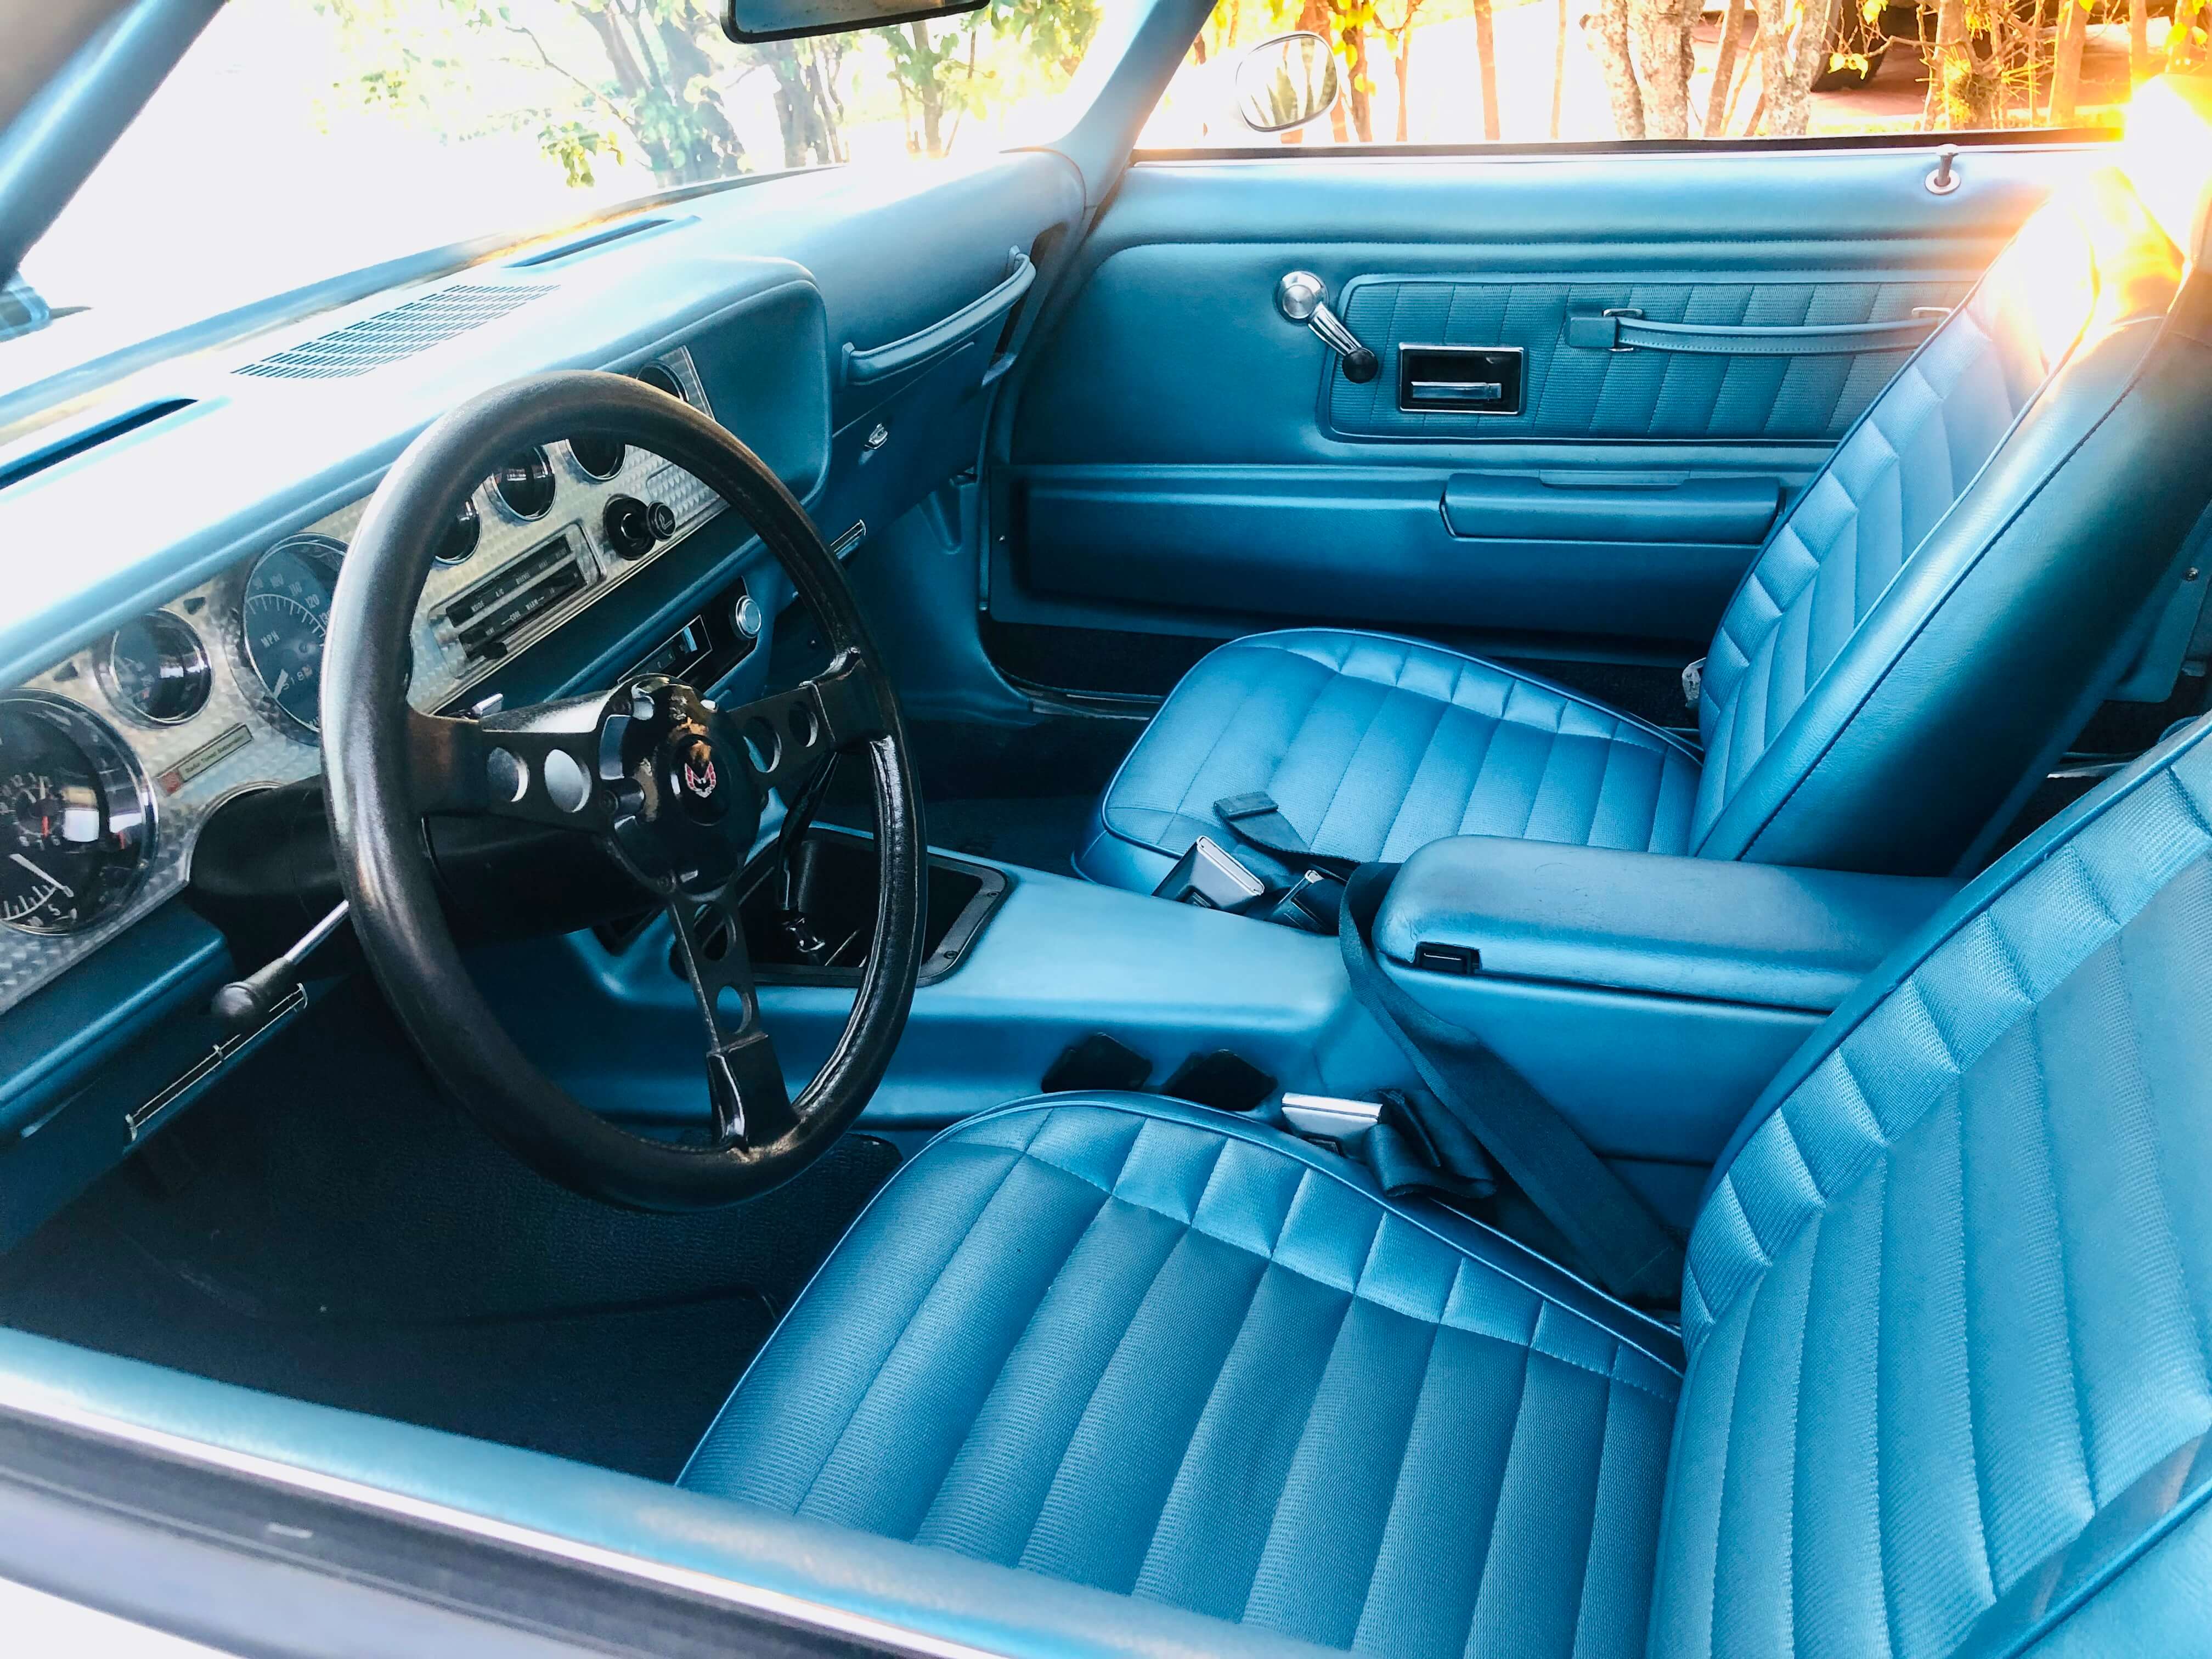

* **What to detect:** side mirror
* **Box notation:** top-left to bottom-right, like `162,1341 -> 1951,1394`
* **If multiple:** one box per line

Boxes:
1233,32 -> 1340,135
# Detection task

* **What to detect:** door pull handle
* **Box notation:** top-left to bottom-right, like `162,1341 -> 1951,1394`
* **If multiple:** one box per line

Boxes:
1277,271 -> 1379,383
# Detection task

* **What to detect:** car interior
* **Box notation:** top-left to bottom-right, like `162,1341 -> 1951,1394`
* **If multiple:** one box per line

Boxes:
4,0 -> 2212,1652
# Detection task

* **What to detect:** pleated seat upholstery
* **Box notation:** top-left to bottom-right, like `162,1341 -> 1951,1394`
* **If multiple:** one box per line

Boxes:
1652,716 -> 2212,1659
1075,629 -> 1703,893
1079,162 -> 2212,893
689,714 -> 2212,1657
682,1094 -> 1683,1659
682,88 -> 2212,1657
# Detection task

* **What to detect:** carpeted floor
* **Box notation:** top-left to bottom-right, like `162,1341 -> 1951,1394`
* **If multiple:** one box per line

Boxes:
0,983 -> 900,1480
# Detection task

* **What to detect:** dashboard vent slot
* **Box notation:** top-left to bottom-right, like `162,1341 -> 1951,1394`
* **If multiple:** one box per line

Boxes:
234,284 -> 554,380
0,399 -> 196,494
508,216 -> 674,268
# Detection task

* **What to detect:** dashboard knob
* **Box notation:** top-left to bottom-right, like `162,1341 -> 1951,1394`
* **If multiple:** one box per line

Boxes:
647,501 -> 676,539
602,495 -> 656,561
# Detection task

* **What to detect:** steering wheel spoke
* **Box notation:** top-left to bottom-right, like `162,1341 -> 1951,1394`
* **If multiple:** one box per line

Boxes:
667,889 -> 794,1149
711,651 -> 885,800
409,701 -> 616,832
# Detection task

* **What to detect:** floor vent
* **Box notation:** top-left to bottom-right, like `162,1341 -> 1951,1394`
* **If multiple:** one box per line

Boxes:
235,283 -> 554,380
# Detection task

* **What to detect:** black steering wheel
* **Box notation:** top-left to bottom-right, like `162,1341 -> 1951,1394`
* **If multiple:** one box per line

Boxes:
321,370 -> 923,1209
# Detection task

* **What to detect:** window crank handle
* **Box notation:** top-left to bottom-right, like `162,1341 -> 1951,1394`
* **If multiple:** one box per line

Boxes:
1277,271 -> 1379,384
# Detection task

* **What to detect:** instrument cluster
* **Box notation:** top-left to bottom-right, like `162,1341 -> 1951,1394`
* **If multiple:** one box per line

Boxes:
0,349 -> 721,1015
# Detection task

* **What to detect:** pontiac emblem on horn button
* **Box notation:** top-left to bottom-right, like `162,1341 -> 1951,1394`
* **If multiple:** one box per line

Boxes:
670,734 -> 727,825
682,750 -> 718,799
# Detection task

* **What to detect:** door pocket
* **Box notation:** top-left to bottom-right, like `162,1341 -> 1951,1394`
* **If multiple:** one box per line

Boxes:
1441,473 -> 1781,545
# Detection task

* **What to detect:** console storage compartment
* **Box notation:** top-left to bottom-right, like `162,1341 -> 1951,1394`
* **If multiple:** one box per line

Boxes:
1372,836 -> 1960,1176
737,826 -> 1006,986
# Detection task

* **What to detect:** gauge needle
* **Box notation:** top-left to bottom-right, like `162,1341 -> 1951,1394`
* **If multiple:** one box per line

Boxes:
10,853 -> 72,897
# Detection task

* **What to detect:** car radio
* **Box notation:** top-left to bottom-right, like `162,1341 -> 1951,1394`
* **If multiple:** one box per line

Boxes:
440,527 -> 594,663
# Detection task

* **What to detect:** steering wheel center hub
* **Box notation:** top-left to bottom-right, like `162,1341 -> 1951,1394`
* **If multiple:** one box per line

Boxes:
670,733 -> 730,824
603,677 -> 759,888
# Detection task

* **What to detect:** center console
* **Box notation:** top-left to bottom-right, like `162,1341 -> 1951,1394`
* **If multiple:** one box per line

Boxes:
1367,836 -> 1959,1213
483,825 -> 1960,1228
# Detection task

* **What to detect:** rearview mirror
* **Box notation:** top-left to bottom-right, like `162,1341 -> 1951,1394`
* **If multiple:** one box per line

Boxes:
1233,32 -> 1340,134
724,0 -> 986,44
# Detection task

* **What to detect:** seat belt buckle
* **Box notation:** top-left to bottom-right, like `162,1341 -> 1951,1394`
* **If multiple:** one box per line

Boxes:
1153,836 -> 1267,912
1681,656 -> 1705,710
1265,868 -> 1344,933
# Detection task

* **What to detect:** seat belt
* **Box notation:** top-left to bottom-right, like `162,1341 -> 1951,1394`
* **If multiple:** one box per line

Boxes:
1335,862 -> 1685,1306
1362,1088 -> 1498,1205
1210,794 -> 1353,930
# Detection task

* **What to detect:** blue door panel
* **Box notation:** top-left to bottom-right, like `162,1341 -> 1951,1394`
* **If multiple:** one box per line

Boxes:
997,144 -> 2097,652
1325,271 -> 1968,442
1015,464 -> 1784,641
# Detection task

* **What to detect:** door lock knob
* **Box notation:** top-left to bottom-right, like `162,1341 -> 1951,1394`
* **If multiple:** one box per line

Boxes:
1277,271 -> 1379,384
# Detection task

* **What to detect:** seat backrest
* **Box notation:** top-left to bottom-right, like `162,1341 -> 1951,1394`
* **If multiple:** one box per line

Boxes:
1689,87 -> 2212,877
1653,706 -> 2212,1655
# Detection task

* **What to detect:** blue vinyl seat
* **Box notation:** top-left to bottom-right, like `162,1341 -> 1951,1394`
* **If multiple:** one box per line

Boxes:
1077,153 -> 2212,893
686,711 -> 2212,1657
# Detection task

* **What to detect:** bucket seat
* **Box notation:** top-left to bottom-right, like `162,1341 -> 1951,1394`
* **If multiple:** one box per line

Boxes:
686,706 -> 2212,1658
1076,136 -> 2212,893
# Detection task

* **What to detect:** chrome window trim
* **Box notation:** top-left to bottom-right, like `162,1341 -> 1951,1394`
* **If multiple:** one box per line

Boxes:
0,1380 -> 1006,1659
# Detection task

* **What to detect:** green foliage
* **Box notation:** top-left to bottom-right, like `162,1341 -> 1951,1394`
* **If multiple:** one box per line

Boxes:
868,0 -> 1105,157
539,116 -> 623,186
317,0 -> 1106,187
317,0 -> 746,188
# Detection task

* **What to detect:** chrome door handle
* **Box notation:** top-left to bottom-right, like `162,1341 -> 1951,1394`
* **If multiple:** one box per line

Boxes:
1277,271 -> 1379,384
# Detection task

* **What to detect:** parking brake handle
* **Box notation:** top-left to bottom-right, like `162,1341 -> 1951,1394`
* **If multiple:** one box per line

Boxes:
1277,271 -> 1379,384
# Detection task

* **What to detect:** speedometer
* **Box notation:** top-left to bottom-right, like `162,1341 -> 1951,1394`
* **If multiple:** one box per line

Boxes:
242,534 -> 343,734
0,695 -> 155,935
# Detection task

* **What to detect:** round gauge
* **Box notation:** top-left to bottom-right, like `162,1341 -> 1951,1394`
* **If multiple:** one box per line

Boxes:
0,695 -> 155,935
242,534 -> 343,734
491,447 -> 556,520
635,362 -> 684,403
436,495 -> 481,565
568,435 -> 627,481
99,611 -> 211,726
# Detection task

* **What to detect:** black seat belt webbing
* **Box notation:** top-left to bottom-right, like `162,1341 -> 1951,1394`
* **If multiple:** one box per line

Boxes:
1212,793 -> 1359,879
1335,862 -> 1685,1305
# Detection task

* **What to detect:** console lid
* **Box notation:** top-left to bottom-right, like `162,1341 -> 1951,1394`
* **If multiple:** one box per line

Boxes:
1376,837 -> 1960,1013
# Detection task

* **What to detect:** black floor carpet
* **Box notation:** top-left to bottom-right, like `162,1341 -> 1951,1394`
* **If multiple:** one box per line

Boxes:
1,1217 -> 774,1480
0,983 -> 899,1481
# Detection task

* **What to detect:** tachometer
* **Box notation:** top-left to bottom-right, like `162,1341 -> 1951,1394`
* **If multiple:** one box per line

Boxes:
567,435 -> 627,480
242,534 -> 343,733
436,495 -> 481,565
491,447 -> 556,520
0,695 -> 155,935
99,610 -> 212,726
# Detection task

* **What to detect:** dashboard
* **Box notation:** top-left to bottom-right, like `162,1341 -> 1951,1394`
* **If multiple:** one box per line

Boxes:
0,349 -> 727,1017
0,146 -> 1086,1250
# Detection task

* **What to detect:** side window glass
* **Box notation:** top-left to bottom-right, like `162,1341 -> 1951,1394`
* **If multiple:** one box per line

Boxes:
1140,0 -> 2204,148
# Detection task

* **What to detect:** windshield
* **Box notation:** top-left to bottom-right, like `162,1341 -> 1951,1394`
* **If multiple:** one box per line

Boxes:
3,0 -> 1111,408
